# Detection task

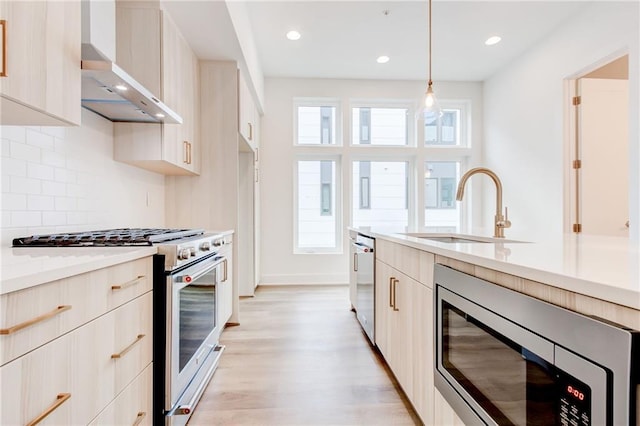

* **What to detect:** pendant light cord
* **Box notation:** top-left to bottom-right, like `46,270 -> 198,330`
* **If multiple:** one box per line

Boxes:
428,0 -> 432,86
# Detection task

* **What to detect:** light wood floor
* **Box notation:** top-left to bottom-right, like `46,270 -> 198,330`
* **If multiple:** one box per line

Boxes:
188,285 -> 420,425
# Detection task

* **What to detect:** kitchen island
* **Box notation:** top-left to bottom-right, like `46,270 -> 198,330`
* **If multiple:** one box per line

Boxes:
351,227 -> 640,426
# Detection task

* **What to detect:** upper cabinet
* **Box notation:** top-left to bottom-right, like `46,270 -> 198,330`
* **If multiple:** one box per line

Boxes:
114,2 -> 199,175
0,0 -> 81,126
238,71 -> 259,151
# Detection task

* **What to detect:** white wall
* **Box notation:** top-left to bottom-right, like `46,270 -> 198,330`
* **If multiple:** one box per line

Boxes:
483,2 -> 639,242
260,78 -> 483,285
1,110 -> 165,246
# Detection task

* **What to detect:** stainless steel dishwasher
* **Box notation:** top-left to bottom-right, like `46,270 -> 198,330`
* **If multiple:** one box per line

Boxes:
351,234 -> 375,344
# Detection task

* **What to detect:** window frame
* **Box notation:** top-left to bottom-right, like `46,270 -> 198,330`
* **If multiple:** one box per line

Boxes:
293,98 -> 342,147
349,99 -> 416,147
423,99 -> 472,148
293,155 -> 342,254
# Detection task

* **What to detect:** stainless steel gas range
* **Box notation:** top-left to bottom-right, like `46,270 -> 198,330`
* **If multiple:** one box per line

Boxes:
13,228 -> 230,426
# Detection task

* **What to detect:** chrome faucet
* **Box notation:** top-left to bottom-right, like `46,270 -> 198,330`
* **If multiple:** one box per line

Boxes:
456,167 -> 511,238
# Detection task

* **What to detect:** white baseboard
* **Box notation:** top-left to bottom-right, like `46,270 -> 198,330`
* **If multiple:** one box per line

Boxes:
259,273 -> 348,285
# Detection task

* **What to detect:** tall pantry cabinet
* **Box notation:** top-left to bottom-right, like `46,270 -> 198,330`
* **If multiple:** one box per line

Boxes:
165,61 -> 262,325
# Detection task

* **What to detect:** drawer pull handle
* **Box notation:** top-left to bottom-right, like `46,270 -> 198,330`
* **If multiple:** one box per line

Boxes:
26,393 -> 71,426
111,334 -> 145,359
0,305 -> 71,335
0,20 -> 6,77
111,275 -> 145,291
392,278 -> 400,311
133,411 -> 147,426
389,277 -> 394,308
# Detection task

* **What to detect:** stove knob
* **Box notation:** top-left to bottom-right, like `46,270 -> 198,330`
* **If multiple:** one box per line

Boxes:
178,249 -> 191,260
213,239 -> 223,247
201,241 -> 211,251
189,247 -> 196,257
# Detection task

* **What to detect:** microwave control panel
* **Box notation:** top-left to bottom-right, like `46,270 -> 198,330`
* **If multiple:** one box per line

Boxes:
558,374 -> 591,426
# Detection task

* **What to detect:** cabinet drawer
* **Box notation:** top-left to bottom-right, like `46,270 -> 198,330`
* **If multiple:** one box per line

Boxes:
376,239 -> 434,288
0,292 -> 152,425
89,364 -> 152,426
0,257 -> 152,366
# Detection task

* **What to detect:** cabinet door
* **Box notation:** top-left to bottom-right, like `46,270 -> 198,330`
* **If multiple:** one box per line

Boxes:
434,388 -> 466,426
374,260 -> 392,359
218,242 -> 234,327
0,0 -> 81,126
388,270 -> 414,401
238,71 -> 257,146
412,283 -> 434,425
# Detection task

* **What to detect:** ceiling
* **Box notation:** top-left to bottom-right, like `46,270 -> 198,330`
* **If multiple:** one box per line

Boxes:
164,1 -> 590,82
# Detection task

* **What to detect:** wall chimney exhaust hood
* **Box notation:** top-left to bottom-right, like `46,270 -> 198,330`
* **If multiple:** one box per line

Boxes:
80,0 -> 182,124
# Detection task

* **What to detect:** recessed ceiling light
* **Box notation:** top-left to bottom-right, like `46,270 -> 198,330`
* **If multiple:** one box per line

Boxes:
377,56 -> 390,64
485,36 -> 502,46
286,30 -> 301,41
114,84 -> 128,91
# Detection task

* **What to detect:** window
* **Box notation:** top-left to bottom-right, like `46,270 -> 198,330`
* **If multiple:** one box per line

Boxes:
352,160 -> 409,228
295,159 -> 339,252
352,107 -> 409,146
424,102 -> 469,146
425,161 -> 461,230
294,99 -> 340,145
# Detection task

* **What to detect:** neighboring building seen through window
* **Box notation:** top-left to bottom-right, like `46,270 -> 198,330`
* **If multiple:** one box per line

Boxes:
352,107 -> 408,146
297,106 -> 337,145
425,161 -> 461,230
352,161 -> 409,228
296,160 -> 337,250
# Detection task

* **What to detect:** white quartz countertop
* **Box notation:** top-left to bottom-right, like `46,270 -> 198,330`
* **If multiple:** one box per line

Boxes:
351,227 -> 640,310
0,246 -> 157,295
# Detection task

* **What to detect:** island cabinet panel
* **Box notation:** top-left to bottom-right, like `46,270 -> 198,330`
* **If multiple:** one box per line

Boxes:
0,0 -> 81,126
0,257 -> 153,426
375,254 -> 434,426
434,388 -> 466,426
217,238 -> 234,326
376,239 -> 434,288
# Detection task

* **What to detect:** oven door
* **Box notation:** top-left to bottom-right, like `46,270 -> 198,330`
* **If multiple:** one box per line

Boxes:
167,254 -> 224,412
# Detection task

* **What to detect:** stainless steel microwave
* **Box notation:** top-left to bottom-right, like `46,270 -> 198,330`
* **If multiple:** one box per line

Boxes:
434,264 -> 639,426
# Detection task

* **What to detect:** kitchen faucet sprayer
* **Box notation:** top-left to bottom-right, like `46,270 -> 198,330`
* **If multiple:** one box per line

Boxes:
456,167 -> 511,238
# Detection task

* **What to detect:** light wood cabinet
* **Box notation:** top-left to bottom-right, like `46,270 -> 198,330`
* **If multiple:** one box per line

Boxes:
238,71 -> 259,148
0,258 -> 153,426
375,242 -> 435,425
0,0 -> 81,126
217,237 -> 234,326
114,3 -> 199,175
434,388 -> 466,426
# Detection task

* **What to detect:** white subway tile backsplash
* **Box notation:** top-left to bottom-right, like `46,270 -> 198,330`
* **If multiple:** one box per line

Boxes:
55,196 -> 77,211
42,211 -> 66,226
10,141 -> 40,162
54,168 -> 76,183
10,176 -> 41,195
42,150 -> 66,168
1,139 -> 10,157
27,195 -> 55,211
2,193 -> 27,210
27,163 -> 55,180
1,157 -> 27,177
1,111 -> 165,245
42,181 -> 66,196
66,183 -> 88,198
11,211 -> 41,227
0,126 -> 26,143
39,126 -> 66,139
26,128 -> 55,149
66,211 -> 87,225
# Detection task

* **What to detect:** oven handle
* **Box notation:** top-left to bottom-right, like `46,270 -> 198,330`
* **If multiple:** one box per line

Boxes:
177,256 -> 225,284
170,345 -> 225,416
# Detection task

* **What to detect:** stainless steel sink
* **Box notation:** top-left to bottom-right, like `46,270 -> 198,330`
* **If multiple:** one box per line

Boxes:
398,233 -> 526,244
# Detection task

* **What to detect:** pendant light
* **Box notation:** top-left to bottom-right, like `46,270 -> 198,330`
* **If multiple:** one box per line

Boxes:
420,0 -> 442,118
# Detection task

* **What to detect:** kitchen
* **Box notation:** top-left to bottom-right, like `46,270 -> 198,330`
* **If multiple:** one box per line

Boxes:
1,0 -> 639,425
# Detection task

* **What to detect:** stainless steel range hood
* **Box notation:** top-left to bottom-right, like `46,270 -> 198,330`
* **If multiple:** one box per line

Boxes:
81,59 -> 182,124
80,0 -> 182,124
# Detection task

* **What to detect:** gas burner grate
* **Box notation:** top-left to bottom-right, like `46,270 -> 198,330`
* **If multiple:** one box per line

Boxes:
12,228 -> 205,247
